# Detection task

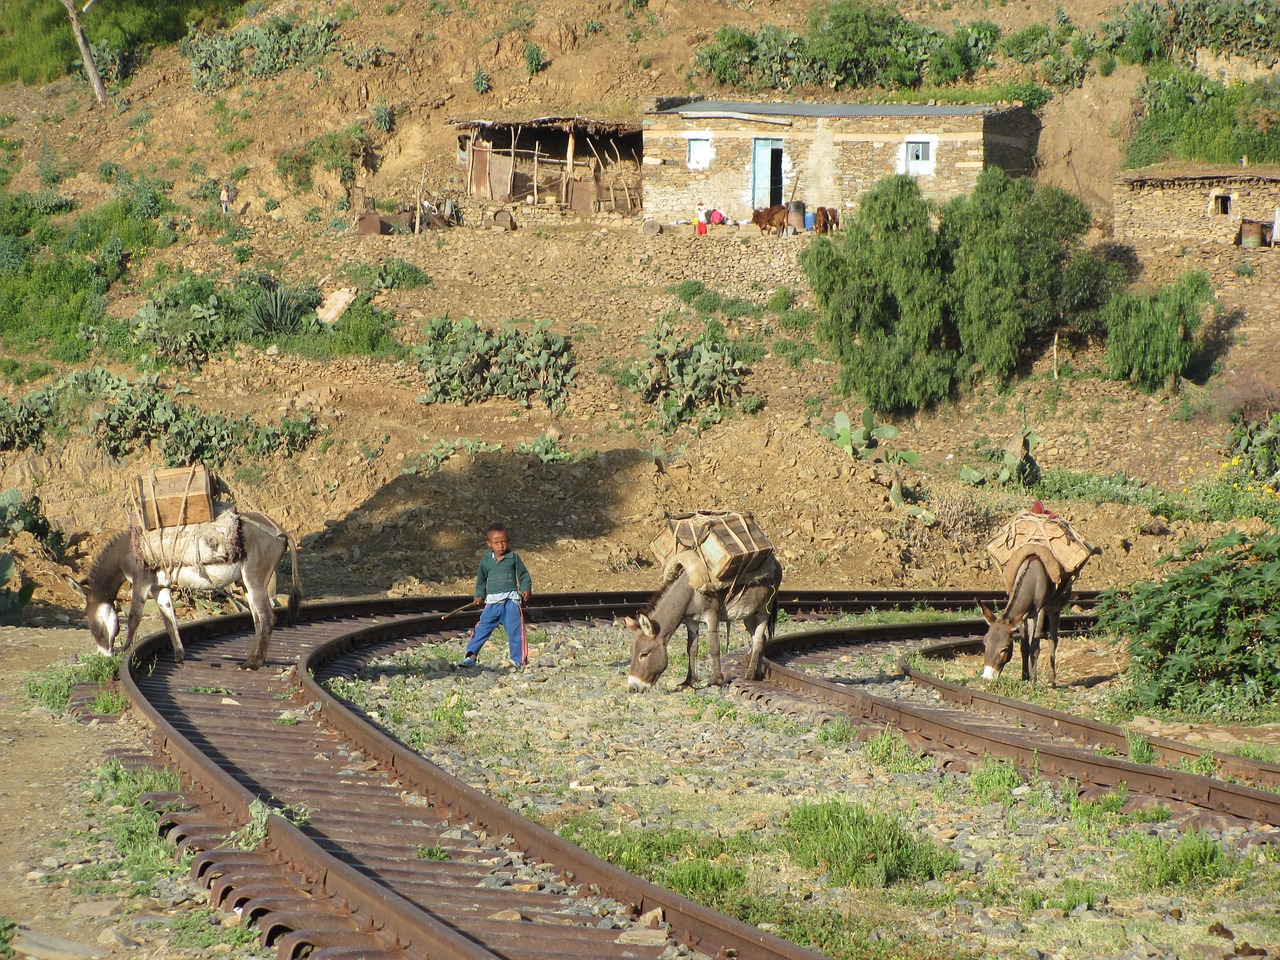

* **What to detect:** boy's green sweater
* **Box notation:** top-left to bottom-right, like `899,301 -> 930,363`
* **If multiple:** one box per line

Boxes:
475,551 -> 532,598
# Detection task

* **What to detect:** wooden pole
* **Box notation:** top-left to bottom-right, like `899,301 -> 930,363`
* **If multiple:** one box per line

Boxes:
415,167 -> 426,234
59,0 -> 107,106
465,134 -> 476,198
533,141 -> 540,205
562,129 -> 576,204
585,137 -> 609,214
509,125 -> 520,203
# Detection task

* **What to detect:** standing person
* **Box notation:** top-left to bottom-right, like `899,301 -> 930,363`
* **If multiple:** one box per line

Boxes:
457,523 -> 532,668
220,183 -> 230,216
694,199 -> 707,235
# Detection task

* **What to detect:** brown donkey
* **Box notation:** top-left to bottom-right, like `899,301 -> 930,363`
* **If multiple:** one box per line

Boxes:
624,556 -> 782,692
979,555 -> 1074,685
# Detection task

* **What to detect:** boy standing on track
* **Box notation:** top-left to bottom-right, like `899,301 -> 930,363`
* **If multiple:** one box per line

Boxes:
457,523 -> 532,668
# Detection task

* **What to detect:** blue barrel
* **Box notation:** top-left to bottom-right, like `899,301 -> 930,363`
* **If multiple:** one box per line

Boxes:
804,212 -> 815,231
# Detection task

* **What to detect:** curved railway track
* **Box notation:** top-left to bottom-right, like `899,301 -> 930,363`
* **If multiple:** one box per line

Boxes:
102,588 -> 1280,960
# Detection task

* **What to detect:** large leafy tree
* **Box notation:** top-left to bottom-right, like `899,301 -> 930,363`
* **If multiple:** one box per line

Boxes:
800,175 -> 959,413
940,168 -> 1095,380
802,169 -> 1119,414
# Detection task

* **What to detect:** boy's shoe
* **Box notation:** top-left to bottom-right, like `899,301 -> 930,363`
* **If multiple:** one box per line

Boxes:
457,656 -> 476,668
505,659 -> 526,668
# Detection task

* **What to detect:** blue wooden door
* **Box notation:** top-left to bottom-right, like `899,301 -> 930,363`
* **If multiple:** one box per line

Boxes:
752,138 -> 783,208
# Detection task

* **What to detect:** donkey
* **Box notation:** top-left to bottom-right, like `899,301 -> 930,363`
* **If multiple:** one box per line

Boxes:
65,512 -> 301,670
624,556 -> 782,692
979,555 -> 1074,685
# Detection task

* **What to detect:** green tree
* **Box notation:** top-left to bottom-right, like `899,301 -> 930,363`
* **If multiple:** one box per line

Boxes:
940,168 -> 1094,380
800,175 -> 958,413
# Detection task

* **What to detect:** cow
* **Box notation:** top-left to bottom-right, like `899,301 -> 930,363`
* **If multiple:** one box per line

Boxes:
751,204 -> 787,237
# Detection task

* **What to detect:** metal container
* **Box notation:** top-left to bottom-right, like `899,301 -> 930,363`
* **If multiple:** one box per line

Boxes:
787,200 -> 806,234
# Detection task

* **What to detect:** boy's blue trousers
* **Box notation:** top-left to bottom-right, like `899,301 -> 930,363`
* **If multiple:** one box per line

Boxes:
464,598 -> 526,664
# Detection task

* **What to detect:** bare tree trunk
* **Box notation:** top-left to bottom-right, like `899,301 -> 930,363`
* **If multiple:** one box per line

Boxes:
59,0 -> 108,107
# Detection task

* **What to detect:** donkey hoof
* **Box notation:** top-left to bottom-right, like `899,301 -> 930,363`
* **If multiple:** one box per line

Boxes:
710,673 -> 725,686
241,659 -> 263,671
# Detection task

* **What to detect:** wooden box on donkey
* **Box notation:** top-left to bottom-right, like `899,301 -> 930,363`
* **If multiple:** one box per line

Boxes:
650,510 -> 774,583
131,464 -> 215,531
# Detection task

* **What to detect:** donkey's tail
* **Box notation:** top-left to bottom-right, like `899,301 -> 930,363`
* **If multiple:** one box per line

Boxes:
766,558 -> 783,641
284,532 -> 302,623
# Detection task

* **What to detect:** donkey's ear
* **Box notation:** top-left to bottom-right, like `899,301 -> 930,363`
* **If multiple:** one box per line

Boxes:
621,616 -> 638,630
637,613 -> 658,637
62,574 -> 87,600
979,601 -> 996,625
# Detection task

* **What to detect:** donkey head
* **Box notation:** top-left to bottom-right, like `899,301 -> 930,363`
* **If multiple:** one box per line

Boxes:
979,601 -> 1025,681
623,613 -> 669,692
63,574 -> 120,656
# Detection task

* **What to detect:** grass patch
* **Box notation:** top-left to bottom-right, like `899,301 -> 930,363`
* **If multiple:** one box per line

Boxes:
82,760 -> 186,896
24,654 -> 120,711
786,800 -> 958,888
862,726 -> 931,773
1122,828 -> 1237,890
968,757 -> 1023,804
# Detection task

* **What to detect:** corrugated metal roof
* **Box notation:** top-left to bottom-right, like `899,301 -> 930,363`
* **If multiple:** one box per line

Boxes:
649,99 -> 1015,119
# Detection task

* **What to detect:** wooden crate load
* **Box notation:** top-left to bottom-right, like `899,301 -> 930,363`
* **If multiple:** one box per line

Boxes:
986,508 -> 1093,594
651,510 -> 774,589
129,465 -> 241,571
131,465 -> 215,531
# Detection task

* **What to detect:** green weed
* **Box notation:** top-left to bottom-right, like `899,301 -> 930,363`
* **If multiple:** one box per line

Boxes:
863,726 -> 931,773
969,757 -> 1023,803
785,800 -> 958,888
24,654 -> 120,711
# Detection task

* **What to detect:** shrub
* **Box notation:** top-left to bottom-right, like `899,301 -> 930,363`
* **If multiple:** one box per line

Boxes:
523,42 -> 545,75
0,488 -> 65,557
472,68 -> 491,93
800,175 -> 956,413
415,317 -> 576,411
625,317 -> 747,431
0,553 -> 34,622
1095,530 -> 1280,716
131,295 -> 237,367
184,15 -> 339,92
1104,271 -> 1212,393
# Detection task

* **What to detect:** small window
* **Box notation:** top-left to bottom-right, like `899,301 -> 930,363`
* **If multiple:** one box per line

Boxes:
907,141 -> 931,163
899,136 -> 938,177
1214,194 -> 1232,215
687,138 -> 711,170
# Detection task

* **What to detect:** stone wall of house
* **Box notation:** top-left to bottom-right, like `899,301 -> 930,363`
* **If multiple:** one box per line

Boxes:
1113,178 -> 1280,245
640,109 -> 1031,223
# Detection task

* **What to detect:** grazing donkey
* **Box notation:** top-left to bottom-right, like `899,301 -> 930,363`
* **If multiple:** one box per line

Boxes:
979,554 -> 1074,685
624,556 -> 782,692
66,511 -> 300,670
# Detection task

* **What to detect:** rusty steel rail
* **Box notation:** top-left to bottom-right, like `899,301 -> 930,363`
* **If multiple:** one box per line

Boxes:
114,585 -> 1280,960
118,594 -> 851,960
755,616 -> 1280,829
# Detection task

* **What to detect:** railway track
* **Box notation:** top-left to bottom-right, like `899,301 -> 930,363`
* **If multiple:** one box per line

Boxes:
104,589 -> 1280,960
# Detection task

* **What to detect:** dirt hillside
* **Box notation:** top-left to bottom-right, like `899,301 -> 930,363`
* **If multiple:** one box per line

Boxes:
0,0 -> 1276,614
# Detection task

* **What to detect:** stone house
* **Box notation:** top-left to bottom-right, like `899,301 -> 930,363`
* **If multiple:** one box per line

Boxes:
641,96 -> 1036,223
1113,165 -> 1280,247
